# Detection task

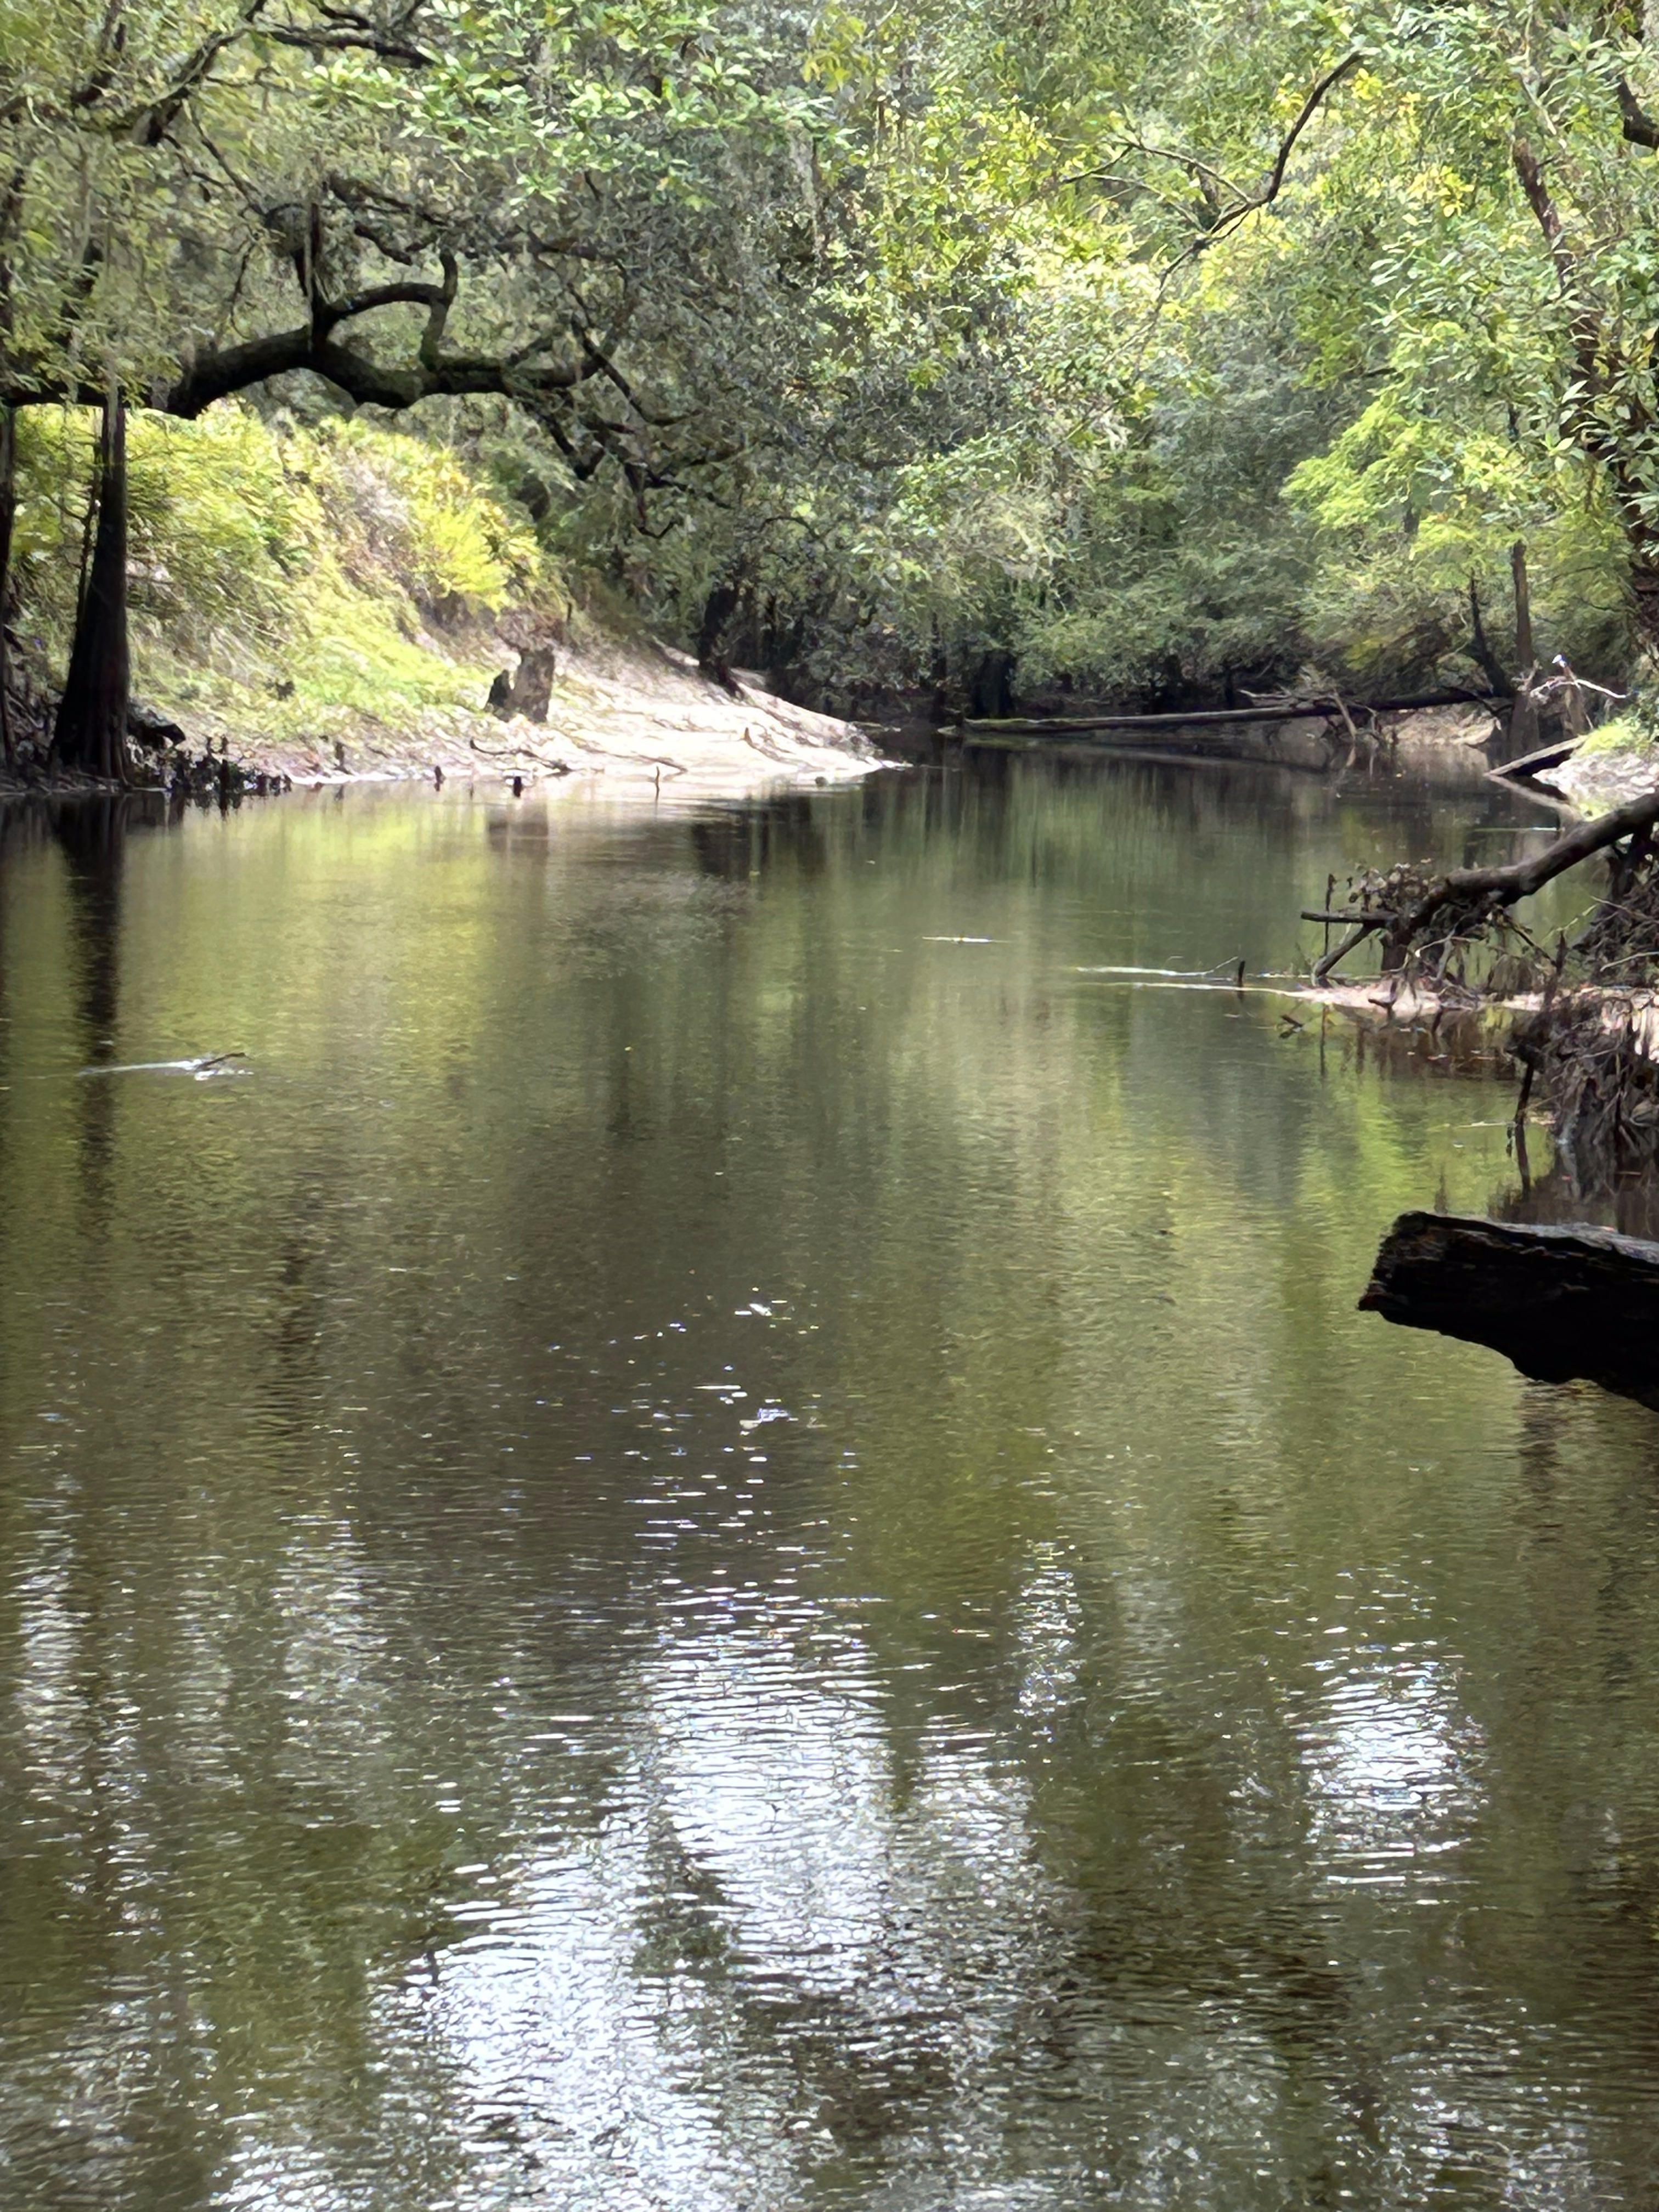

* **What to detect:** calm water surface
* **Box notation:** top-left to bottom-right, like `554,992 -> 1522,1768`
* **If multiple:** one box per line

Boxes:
3,762 -> 1658,2210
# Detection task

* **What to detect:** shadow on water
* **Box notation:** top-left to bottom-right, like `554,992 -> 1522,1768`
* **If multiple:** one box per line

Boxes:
54,802 -> 127,1053
0,793 -> 179,1229
1496,1154 -> 1659,1241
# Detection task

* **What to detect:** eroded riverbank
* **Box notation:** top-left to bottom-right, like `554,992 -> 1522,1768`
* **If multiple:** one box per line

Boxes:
2,630 -> 886,804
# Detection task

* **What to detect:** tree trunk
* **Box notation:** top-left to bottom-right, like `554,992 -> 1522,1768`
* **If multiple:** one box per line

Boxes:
927,617 -> 950,723
0,404 -> 14,768
487,644 -> 557,721
54,391 -> 132,783
1504,539 -> 1542,762
1632,561 -> 1659,657
1511,539 -> 1535,675
1470,571 -> 1531,764
697,578 -> 742,694
969,650 -> 1015,719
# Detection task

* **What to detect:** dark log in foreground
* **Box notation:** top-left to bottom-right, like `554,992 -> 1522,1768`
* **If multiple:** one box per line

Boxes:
961,689 -> 1502,737
1360,1209 -> 1659,1409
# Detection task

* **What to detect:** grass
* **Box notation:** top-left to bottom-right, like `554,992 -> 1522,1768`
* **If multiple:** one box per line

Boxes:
14,403 -> 559,746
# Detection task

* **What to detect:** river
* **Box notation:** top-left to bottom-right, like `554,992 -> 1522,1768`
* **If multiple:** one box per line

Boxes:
3,761 -> 1657,2210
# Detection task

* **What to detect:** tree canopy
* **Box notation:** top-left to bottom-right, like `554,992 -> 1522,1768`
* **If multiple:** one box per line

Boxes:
10,0 -> 1659,712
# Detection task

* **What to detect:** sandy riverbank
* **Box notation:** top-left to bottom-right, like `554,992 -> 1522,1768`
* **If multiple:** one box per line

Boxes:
0,630 -> 889,803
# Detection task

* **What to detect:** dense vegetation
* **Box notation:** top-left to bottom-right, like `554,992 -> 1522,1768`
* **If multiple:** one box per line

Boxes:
9,0 -> 1659,757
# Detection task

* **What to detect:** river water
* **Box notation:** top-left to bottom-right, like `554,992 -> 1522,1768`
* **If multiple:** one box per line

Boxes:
3,762 -> 1658,2210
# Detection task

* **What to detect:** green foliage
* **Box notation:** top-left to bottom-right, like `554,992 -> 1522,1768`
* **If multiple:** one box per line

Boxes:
1577,714 -> 1650,759
302,419 -> 542,613
19,0 -> 1659,712
13,407 -> 311,664
1282,388 -> 1633,684
10,402 -> 550,723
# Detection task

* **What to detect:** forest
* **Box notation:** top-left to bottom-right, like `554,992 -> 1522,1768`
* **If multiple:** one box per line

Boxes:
21,9 -> 1659,2204
11,0 -> 1659,773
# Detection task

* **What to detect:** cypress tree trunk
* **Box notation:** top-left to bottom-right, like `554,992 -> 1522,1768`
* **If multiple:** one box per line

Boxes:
0,404 -> 14,769
55,391 -> 132,784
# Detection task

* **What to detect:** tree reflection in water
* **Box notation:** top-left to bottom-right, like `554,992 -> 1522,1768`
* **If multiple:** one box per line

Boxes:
1,766 -> 1657,2209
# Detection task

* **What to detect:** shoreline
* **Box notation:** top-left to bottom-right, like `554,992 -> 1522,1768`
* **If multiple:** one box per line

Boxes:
1,636 -> 891,805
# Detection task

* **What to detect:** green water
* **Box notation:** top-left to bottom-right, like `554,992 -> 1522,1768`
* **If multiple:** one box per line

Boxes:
2,763 -> 1657,2210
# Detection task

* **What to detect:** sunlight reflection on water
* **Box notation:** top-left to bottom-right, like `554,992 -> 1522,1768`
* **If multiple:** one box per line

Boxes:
5,769 -> 1659,2209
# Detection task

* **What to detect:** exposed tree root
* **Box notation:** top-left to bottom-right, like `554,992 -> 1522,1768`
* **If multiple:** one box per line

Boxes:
1304,785 -> 1659,1176
1305,788 -> 1659,982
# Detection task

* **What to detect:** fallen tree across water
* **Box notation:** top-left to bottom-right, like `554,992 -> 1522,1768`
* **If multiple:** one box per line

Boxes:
1360,1210 -> 1659,1411
1304,786 -> 1659,984
1295,779 -> 1659,1180
962,689 -> 1501,738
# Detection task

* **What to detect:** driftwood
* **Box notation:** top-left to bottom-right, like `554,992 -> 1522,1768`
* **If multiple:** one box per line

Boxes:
1487,733 -> 1582,786
1359,1209 -> 1659,1409
1308,785 -> 1659,981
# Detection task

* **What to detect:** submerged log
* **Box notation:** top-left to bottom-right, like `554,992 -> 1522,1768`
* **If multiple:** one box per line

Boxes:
1359,1209 -> 1659,1410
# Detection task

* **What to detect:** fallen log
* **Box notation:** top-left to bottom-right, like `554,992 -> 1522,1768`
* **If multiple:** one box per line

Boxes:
1312,783 -> 1659,981
1487,733 -> 1582,786
1359,1209 -> 1659,1409
960,689 -> 1502,737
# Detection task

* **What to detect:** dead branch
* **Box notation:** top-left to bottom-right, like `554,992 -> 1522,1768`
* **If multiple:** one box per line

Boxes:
1312,785 -> 1659,981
